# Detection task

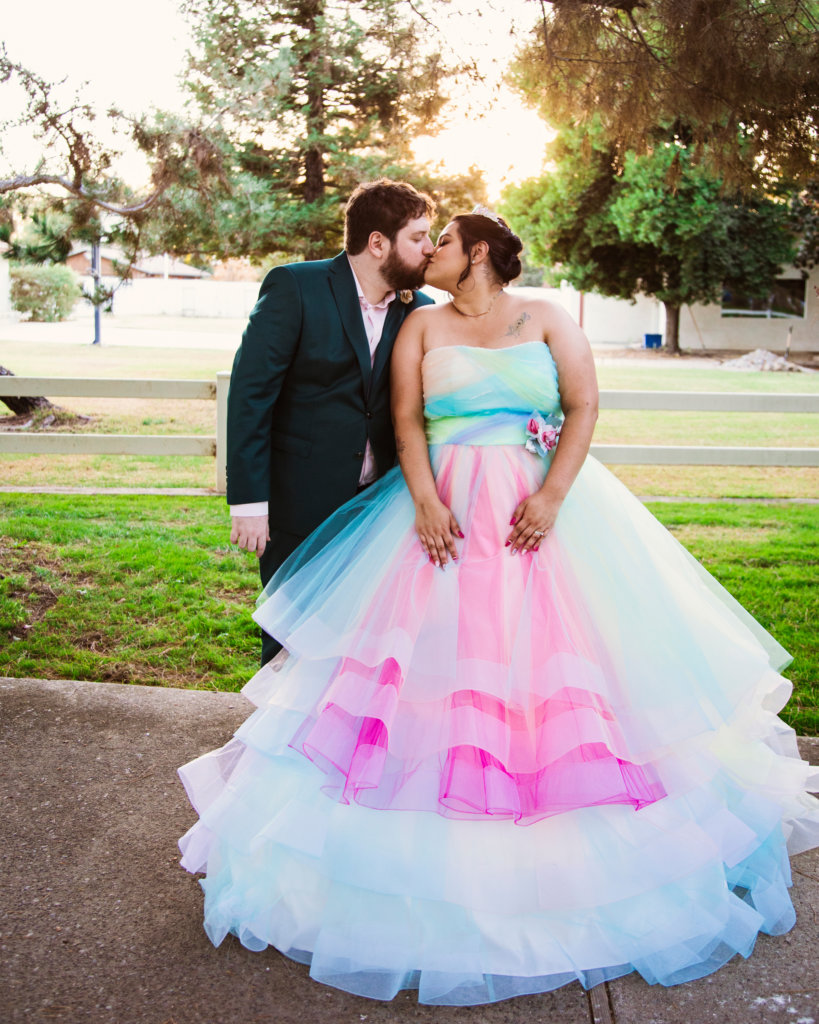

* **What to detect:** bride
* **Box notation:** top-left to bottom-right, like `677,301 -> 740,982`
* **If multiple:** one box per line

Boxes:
178,209 -> 819,1006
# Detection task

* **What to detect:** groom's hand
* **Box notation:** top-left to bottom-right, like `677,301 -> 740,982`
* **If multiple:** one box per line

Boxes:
230,515 -> 270,558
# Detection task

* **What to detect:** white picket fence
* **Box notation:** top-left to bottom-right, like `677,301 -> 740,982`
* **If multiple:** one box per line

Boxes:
1,374 -> 817,493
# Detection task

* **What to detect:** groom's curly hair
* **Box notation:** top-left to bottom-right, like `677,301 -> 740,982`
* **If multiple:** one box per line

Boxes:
345,179 -> 435,255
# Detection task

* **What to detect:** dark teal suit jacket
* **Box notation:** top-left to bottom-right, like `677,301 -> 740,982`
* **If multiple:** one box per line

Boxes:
227,252 -> 433,536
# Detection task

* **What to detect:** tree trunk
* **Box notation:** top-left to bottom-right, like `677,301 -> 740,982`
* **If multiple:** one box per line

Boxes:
303,145 -> 325,204
301,0 -> 326,204
0,366 -> 56,416
663,303 -> 681,354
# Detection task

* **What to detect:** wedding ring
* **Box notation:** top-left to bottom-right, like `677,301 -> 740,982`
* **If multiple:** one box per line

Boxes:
533,530 -> 545,537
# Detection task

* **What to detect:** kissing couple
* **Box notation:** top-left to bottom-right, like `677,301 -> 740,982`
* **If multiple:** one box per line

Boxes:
177,178 -> 819,1007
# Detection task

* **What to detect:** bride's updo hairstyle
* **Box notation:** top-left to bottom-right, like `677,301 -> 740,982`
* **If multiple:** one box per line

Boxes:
453,213 -> 523,287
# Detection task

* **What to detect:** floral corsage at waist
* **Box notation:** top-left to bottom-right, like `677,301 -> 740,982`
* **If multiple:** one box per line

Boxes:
525,411 -> 562,456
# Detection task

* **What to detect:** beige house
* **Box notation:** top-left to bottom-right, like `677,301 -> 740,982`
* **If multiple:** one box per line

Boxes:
679,264 -> 818,353
66,247 -> 210,280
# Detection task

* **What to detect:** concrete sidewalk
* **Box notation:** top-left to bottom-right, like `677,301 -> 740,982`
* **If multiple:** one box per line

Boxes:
2,677 -> 816,1024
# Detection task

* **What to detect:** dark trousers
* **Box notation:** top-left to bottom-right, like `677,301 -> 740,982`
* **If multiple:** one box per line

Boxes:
258,528 -> 306,665
257,483 -> 372,665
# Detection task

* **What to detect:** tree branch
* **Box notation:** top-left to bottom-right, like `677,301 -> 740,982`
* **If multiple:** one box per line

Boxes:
402,0 -> 435,30
0,174 -> 167,215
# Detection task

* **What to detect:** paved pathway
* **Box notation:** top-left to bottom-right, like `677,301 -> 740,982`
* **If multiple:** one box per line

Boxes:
2,677 -> 817,1024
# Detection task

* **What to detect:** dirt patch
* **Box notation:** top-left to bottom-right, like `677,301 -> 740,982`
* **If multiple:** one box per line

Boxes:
74,630 -> 105,651
668,525 -> 779,545
100,663 -> 134,683
593,346 -> 819,368
0,543 -> 64,629
0,409 -> 95,432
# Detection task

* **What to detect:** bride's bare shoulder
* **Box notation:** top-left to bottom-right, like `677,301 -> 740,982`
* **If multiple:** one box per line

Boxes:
509,293 -> 565,316
508,294 -> 582,332
405,298 -> 446,320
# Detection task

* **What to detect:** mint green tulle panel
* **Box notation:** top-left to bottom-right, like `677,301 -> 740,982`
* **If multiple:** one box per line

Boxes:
424,341 -> 561,447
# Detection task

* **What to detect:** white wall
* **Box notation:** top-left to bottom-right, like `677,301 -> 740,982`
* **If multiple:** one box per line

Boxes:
102,272 -> 818,353
0,260 -> 14,319
578,291 -> 663,346
511,285 -> 663,346
111,278 -> 262,319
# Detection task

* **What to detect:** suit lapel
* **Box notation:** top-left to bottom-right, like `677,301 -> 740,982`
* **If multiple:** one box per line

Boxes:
370,296 -> 406,392
328,252 -> 371,391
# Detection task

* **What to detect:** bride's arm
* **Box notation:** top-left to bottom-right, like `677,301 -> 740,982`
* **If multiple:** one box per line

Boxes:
391,313 -> 463,568
506,302 -> 599,553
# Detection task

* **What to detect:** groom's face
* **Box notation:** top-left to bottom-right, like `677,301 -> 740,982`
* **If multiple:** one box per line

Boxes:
381,216 -> 434,291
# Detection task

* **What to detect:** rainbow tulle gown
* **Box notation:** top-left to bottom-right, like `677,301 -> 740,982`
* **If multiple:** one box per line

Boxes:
178,341 -> 819,1005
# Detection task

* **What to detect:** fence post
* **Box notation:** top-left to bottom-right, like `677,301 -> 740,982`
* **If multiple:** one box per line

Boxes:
215,371 -> 231,494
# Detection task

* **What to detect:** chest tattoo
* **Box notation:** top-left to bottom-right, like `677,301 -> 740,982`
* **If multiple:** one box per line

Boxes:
505,311 -> 531,338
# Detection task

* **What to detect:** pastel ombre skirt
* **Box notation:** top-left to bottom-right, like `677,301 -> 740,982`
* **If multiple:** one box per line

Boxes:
178,342 -> 819,1005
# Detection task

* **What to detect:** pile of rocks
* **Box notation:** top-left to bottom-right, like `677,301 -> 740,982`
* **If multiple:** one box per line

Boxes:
720,348 -> 811,372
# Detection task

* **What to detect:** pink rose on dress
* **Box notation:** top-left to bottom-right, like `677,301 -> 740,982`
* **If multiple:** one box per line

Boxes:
540,426 -> 559,451
525,410 -> 562,457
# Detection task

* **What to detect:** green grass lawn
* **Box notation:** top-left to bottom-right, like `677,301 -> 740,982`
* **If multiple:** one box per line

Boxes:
0,494 -> 815,734
595,362 -> 819,393
0,338 -> 234,380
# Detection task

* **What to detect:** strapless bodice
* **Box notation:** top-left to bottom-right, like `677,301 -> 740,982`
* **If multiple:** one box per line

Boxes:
422,341 -> 561,447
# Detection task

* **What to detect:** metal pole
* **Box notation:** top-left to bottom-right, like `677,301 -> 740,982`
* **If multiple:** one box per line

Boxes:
91,241 -> 101,346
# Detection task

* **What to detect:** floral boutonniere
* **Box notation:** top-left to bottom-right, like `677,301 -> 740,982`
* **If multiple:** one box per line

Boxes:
399,289 -> 414,304
525,410 -> 562,457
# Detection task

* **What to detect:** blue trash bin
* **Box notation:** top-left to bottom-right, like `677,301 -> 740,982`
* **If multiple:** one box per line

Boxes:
644,333 -> 662,349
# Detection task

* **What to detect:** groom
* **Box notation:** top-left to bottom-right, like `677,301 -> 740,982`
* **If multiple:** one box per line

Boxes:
227,178 -> 436,662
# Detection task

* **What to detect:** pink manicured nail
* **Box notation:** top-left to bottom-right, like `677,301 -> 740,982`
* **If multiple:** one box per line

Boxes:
504,541 -> 510,547
510,517 -> 517,525
458,531 -> 465,538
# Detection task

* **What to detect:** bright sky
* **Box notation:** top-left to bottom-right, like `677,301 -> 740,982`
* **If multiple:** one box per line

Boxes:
1,0 -> 551,202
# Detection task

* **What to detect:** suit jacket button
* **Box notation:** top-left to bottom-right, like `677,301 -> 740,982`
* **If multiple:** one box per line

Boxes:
354,451 -> 364,459
365,411 -> 373,419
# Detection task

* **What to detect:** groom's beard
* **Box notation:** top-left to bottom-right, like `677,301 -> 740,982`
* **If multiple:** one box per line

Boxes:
381,248 -> 428,291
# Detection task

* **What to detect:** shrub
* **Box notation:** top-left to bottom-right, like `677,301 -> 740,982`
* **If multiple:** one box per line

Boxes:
9,263 -> 81,322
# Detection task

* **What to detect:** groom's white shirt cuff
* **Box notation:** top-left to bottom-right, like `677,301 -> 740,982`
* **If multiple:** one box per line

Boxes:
231,501 -> 268,517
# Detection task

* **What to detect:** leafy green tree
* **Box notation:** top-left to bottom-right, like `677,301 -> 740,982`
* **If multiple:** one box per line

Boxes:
0,48 -> 229,342
790,181 -> 819,274
144,155 -> 486,261
1,208 -> 74,264
9,264 -> 81,322
501,124 -> 797,352
511,0 -> 819,190
145,0 -> 484,259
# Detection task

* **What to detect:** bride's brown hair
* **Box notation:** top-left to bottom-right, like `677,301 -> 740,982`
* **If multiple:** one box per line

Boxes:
452,214 -> 523,288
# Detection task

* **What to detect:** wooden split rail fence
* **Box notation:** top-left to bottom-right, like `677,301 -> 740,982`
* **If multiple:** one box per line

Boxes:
0,374 -> 817,494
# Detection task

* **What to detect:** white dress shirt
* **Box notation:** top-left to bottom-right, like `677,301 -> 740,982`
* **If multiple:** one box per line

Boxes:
230,262 -> 395,519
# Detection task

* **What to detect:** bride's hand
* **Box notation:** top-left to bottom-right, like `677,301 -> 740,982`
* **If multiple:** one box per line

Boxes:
505,491 -> 562,554
415,497 -> 464,568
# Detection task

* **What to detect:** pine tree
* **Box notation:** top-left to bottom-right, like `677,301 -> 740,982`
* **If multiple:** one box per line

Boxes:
511,0 -> 819,189
147,0 -> 480,259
